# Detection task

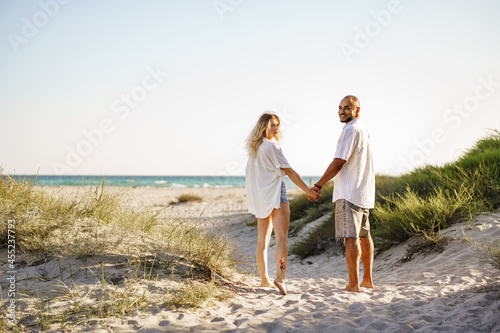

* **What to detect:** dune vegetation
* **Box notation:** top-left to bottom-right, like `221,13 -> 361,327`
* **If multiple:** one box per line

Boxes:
0,174 -> 240,330
290,130 -> 500,261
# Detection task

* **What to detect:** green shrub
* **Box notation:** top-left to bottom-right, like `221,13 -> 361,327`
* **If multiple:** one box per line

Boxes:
290,213 -> 341,259
372,185 -> 473,249
371,130 -> 500,250
289,130 -> 500,255
374,174 -> 400,202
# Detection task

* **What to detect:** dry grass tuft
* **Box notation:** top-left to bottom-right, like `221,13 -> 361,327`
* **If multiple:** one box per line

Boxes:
167,280 -> 230,309
178,193 -> 203,203
469,239 -> 500,270
170,193 -> 204,205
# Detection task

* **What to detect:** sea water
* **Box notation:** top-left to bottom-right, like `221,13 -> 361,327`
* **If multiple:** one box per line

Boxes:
9,175 -> 321,189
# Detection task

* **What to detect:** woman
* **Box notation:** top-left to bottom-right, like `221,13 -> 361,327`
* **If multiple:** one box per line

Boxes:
245,112 -> 319,295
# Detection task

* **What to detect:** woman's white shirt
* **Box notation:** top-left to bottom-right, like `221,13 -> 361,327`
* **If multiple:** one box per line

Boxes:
245,138 -> 291,218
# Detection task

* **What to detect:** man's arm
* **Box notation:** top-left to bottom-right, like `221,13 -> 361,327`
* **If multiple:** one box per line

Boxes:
311,158 -> 346,197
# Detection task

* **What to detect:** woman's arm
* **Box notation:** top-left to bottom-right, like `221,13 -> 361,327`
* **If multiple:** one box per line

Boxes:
308,158 -> 346,201
281,168 -> 318,198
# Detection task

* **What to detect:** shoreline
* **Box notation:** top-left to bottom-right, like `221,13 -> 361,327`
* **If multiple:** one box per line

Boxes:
7,174 -> 321,190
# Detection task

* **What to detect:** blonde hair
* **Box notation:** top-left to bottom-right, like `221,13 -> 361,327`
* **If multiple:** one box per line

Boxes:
246,112 -> 281,158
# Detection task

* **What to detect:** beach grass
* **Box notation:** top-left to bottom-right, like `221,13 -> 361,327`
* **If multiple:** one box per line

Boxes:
30,277 -> 153,330
0,172 -> 241,330
0,179 -> 157,259
289,130 -> 500,258
371,184 -> 473,249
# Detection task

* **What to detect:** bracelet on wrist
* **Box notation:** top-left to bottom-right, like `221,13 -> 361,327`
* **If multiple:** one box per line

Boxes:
314,184 -> 322,189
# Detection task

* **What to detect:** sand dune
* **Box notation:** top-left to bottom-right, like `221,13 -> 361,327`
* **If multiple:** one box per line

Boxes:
129,208 -> 500,332
2,187 -> 499,332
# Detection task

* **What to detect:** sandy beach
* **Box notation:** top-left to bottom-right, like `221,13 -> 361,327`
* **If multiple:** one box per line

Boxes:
2,186 -> 499,332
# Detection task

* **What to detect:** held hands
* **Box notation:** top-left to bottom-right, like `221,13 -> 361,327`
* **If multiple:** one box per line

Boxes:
307,185 -> 321,202
306,185 -> 322,202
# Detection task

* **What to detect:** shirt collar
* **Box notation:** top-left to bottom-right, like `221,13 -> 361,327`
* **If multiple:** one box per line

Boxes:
264,137 -> 281,148
344,117 -> 361,127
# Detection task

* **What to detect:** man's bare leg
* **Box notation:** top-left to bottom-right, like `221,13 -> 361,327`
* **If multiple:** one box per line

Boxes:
360,236 -> 374,288
345,238 -> 361,292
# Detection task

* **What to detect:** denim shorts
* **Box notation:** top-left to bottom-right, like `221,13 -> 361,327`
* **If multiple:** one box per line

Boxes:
280,180 -> 289,204
335,199 -> 370,239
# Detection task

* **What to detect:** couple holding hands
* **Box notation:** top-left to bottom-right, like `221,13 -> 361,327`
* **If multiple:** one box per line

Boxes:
245,95 -> 375,295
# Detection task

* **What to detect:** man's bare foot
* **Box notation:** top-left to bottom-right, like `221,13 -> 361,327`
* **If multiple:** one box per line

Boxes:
345,284 -> 362,292
360,281 -> 374,288
274,279 -> 287,295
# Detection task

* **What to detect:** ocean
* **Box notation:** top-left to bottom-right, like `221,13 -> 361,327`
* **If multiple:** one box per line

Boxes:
8,175 -> 322,189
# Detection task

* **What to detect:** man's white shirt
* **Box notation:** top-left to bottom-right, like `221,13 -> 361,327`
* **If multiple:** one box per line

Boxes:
332,117 -> 375,209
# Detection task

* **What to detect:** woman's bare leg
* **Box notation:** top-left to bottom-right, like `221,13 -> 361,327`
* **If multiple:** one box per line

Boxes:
256,216 -> 273,287
271,203 -> 290,294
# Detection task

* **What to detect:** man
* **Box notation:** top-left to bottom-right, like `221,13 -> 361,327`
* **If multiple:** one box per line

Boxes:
311,95 -> 375,292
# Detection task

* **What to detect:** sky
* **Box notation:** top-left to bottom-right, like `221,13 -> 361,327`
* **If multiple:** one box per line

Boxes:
1,0 -> 500,177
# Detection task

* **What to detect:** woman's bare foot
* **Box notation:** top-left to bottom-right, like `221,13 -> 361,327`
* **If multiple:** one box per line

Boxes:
260,279 -> 273,288
274,279 -> 287,295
